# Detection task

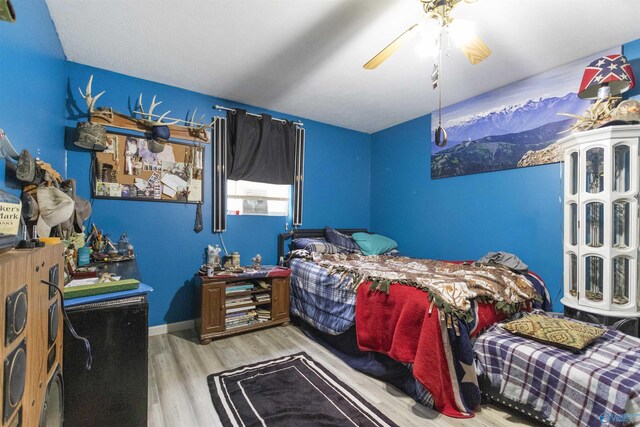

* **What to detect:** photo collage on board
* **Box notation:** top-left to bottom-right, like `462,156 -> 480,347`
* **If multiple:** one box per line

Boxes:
94,133 -> 203,203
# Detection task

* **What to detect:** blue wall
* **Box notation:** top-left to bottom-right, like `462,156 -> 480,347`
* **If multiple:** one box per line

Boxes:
65,63 -> 371,326
0,0 -> 66,192
370,38 -> 640,312
370,116 -> 564,308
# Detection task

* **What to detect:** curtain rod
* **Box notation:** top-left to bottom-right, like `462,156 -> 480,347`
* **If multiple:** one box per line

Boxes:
214,105 -> 303,127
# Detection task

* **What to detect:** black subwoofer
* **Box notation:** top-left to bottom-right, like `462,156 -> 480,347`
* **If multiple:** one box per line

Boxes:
40,367 -> 63,427
48,300 -> 59,347
5,286 -> 27,346
3,339 -> 26,423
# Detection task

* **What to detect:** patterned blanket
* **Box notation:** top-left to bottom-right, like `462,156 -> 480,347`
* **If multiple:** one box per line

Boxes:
314,253 -> 541,322
288,255 -> 550,418
475,313 -> 640,426
356,284 -> 510,418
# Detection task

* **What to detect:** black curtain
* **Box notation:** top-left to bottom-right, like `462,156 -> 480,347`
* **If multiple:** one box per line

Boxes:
227,109 -> 296,185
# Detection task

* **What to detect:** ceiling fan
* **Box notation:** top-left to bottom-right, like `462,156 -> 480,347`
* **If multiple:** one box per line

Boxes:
363,0 -> 491,69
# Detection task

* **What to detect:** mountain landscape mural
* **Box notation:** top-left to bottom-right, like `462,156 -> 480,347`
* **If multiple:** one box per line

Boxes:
431,118 -> 574,178
430,49 -> 615,179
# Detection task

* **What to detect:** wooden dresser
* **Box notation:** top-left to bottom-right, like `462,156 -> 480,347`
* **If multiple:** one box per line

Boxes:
195,267 -> 290,344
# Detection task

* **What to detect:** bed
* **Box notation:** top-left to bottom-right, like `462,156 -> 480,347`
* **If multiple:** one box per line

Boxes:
277,228 -> 551,419
475,311 -> 640,426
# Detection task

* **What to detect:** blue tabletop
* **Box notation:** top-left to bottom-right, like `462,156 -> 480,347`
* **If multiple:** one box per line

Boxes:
64,283 -> 153,307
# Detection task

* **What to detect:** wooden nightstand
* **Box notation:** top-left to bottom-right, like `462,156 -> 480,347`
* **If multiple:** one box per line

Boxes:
195,267 -> 290,344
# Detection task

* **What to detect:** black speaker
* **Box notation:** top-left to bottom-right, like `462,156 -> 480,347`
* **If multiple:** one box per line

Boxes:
48,265 -> 59,300
40,367 -> 63,427
3,339 -> 26,423
5,286 -> 27,346
48,300 -> 59,348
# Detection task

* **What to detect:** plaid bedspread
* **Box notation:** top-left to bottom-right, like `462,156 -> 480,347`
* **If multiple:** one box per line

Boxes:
289,258 -> 357,334
475,314 -> 640,426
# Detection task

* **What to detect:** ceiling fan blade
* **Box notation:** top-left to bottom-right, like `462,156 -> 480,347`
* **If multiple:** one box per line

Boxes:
459,35 -> 492,65
363,24 -> 419,70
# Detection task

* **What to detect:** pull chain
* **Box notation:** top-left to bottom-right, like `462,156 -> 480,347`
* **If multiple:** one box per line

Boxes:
433,29 -> 448,147
438,30 -> 443,130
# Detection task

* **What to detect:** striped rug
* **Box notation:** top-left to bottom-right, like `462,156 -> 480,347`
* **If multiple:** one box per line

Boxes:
207,352 -> 398,426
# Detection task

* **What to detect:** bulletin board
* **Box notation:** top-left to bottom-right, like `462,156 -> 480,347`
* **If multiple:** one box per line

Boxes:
92,130 -> 205,204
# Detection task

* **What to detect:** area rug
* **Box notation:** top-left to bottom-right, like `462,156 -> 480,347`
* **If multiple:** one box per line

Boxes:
207,352 -> 399,426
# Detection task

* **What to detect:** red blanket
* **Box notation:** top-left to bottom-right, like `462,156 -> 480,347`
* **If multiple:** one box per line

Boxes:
355,282 -> 507,418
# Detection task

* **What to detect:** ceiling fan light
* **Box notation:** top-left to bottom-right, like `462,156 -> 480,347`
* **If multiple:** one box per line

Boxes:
415,24 -> 439,58
449,19 -> 476,47
415,37 -> 438,58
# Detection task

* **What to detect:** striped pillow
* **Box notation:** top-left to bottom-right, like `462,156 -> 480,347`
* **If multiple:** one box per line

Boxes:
324,227 -> 361,253
292,238 -> 343,254
292,237 -> 325,249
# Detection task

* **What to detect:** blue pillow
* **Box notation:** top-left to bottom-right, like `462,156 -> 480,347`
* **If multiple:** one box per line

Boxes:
324,227 -> 361,253
352,232 -> 398,256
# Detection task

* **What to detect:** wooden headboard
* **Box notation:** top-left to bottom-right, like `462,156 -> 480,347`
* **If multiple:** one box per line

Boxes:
277,228 -> 368,263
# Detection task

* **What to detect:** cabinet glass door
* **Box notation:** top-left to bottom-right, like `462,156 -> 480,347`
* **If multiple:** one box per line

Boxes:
569,253 -> 577,297
586,147 -> 604,193
570,203 -> 578,246
585,202 -> 604,247
612,257 -> 630,306
585,256 -> 604,302
570,151 -> 579,195
614,145 -> 630,192
613,201 -> 630,248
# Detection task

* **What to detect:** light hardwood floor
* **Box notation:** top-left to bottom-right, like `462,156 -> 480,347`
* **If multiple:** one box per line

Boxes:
148,325 -> 539,426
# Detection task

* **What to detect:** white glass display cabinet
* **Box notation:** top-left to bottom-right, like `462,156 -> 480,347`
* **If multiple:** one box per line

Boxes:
560,125 -> 640,335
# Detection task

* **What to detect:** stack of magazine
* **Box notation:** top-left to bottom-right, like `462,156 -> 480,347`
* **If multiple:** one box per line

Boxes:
226,310 -> 257,329
227,295 -> 253,307
226,282 -> 254,295
254,293 -> 270,304
256,308 -> 270,323
225,282 -> 257,329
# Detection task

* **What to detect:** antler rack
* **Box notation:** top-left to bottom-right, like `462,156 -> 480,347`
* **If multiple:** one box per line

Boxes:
79,75 -> 213,143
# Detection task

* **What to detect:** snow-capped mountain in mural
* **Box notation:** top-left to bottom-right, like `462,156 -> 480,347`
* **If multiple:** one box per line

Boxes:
432,92 -> 588,154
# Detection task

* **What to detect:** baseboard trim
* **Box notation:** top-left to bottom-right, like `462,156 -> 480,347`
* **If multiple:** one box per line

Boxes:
149,319 -> 195,337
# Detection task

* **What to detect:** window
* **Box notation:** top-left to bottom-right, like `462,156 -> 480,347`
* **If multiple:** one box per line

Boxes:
212,114 -> 305,232
227,180 -> 290,216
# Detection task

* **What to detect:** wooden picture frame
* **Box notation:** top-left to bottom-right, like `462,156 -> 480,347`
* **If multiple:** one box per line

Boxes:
92,130 -> 205,204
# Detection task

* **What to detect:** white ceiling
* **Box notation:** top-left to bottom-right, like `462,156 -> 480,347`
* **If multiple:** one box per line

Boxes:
46,0 -> 640,134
